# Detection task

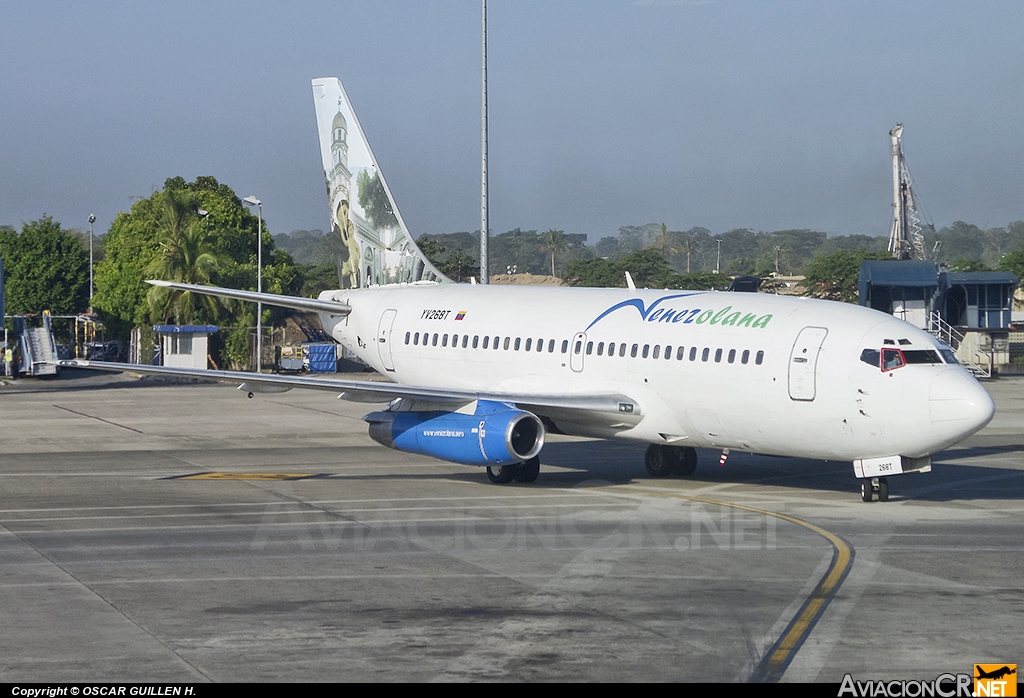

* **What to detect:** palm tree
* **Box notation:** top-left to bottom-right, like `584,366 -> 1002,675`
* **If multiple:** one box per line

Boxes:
652,223 -> 681,263
146,190 -> 229,324
539,229 -> 568,277
680,232 -> 698,273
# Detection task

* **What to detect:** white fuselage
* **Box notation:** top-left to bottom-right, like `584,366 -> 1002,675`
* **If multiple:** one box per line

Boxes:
318,285 -> 993,463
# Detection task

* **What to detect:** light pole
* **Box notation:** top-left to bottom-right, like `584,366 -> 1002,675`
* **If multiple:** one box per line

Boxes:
774,246 -> 781,275
241,196 -> 262,373
88,214 -> 96,306
715,238 -> 722,274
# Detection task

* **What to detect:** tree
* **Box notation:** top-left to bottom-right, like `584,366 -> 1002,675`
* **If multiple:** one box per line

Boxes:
145,190 -> 230,324
0,217 -> 89,314
651,224 -> 681,264
946,259 -> 992,273
93,176 -> 301,368
539,229 -> 568,276
799,250 -> 890,303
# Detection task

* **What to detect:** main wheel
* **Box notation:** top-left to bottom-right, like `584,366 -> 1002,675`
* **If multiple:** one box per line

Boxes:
877,477 -> 889,502
861,478 -> 873,503
676,447 -> 698,476
645,444 -> 672,478
513,456 -> 541,483
487,464 -> 516,484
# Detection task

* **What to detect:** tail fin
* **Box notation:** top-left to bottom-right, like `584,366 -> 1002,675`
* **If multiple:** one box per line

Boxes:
311,77 -> 449,288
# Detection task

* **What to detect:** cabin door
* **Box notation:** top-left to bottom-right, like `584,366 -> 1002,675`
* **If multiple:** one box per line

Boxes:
788,326 -> 828,401
376,309 -> 398,372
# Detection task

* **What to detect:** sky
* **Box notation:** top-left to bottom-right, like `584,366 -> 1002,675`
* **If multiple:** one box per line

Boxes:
2,1 -> 1023,244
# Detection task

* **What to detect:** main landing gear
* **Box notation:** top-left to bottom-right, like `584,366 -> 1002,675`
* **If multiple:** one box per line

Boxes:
860,477 -> 889,503
644,444 -> 698,478
486,456 -> 541,485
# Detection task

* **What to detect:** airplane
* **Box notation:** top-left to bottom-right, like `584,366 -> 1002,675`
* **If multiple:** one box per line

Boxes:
63,77 -> 996,502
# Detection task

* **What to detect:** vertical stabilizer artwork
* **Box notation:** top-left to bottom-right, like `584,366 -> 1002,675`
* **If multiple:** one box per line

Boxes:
311,77 -> 448,289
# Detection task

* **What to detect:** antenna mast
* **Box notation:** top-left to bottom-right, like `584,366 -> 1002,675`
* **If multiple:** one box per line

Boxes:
888,124 -> 927,260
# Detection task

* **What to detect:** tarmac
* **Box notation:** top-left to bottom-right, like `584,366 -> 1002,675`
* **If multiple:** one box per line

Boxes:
1,369 -> 1021,682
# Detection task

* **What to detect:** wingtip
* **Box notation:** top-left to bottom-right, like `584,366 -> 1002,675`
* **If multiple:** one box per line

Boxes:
146,279 -> 171,287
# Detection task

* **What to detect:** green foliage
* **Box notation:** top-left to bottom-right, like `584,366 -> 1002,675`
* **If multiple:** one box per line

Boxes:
999,249 -> 1024,285
539,229 -> 568,277
566,249 -> 729,290
273,229 -> 327,265
145,189 -> 230,324
0,217 -> 89,314
565,257 -> 622,288
92,176 -> 300,368
946,259 -> 993,272
799,250 -> 891,303
299,263 -> 340,299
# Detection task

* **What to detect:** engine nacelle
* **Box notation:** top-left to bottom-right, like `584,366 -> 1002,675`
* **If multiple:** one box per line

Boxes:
363,400 -> 544,466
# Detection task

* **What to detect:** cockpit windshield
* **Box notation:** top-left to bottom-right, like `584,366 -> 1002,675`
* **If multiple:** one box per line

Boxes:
860,347 -> 948,371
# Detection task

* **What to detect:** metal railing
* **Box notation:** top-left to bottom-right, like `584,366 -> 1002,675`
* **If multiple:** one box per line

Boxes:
927,311 -> 991,378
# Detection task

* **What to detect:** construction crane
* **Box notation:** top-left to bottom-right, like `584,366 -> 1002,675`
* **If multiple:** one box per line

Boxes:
888,124 -> 932,260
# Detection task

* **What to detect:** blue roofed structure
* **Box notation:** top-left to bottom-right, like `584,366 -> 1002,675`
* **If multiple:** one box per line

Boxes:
859,261 -> 1017,331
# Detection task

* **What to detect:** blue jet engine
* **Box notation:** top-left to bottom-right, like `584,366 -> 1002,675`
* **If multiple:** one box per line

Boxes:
364,400 -> 544,466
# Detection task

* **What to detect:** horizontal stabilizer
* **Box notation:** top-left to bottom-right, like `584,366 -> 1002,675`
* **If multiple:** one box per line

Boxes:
147,280 -> 350,315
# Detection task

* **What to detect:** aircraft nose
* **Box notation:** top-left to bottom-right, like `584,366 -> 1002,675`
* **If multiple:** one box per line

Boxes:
929,369 -> 995,437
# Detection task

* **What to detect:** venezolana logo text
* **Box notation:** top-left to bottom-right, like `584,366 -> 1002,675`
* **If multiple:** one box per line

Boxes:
838,674 -> 973,698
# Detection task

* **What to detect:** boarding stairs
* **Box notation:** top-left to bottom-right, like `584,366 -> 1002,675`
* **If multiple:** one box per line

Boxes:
927,311 -> 990,378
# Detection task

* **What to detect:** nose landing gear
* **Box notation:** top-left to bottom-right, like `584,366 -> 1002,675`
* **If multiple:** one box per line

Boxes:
861,477 -> 889,503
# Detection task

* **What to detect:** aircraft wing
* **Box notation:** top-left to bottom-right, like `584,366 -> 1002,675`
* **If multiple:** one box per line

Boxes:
147,280 -> 351,316
60,360 -> 642,422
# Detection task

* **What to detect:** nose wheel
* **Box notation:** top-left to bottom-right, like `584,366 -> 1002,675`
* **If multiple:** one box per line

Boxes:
860,477 -> 889,502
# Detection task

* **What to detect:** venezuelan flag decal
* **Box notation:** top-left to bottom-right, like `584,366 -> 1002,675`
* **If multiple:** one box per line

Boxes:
455,311 -> 467,320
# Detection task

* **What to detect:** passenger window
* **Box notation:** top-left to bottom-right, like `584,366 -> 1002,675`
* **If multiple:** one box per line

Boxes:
561,340 -> 569,354
514,338 -> 521,351
504,337 -> 511,350
472,335 -> 478,349
689,347 -> 697,361
597,342 -> 604,356
442,334 -> 449,347
755,350 -> 764,365
548,339 -> 555,353
586,341 -> 594,355
537,338 -> 543,353
482,336 -> 489,349
642,344 -> 650,359
728,349 -> 736,363
741,349 -> 749,364
702,347 -> 710,362
676,346 -> 684,361
493,336 -> 500,350
462,335 -> 469,348
525,338 -> 532,351
414,332 -> 420,345
714,348 -> 722,363
452,334 -> 458,347
631,344 -> 638,358
432,333 -> 438,347
574,340 -> 582,354
607,342 -> 615,356
652,345 -> 659,360
665,345 -> 672,360
882,348 -> 905,371
619,344 -> 627,357
405,332 -> 410,345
